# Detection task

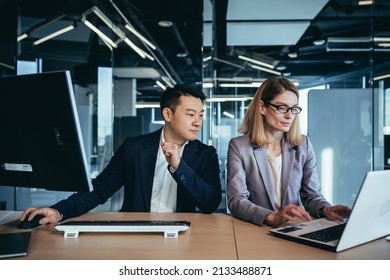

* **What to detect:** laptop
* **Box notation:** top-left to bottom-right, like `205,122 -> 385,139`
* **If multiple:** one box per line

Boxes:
269,170 -> 390,252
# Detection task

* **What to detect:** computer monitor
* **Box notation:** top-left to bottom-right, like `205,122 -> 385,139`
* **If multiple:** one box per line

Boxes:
0,71 -> 92,192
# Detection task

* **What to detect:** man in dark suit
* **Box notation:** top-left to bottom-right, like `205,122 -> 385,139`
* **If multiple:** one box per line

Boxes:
20,85 -> 222,224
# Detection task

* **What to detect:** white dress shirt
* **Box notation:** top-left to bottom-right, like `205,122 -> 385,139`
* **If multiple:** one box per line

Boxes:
268,153 -> 282,210
150,128 -> 187,212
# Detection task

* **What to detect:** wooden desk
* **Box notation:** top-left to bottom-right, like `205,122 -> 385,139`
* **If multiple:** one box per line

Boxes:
0,211 -> 236,260
2,211 -> 389,260
232,218 -> 390,260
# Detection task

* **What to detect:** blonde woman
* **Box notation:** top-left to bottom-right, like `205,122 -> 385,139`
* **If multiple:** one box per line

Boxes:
227,76 -> 350,227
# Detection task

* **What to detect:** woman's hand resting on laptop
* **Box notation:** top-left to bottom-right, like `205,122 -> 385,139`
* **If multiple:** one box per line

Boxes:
264,204 -> 352,227
265,204 -> 312,227
322,205 -> 352,222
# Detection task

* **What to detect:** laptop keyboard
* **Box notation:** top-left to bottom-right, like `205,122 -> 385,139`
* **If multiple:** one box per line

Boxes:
299,223 -> 346,243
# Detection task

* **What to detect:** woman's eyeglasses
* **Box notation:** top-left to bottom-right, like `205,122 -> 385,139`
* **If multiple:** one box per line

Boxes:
266,103 -> 302,114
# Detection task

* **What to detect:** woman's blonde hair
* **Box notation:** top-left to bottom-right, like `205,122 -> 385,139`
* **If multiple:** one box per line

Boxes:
239,76 -> 302,146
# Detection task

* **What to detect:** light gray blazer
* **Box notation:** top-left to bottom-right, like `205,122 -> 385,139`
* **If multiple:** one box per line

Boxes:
227,134 -> 331,226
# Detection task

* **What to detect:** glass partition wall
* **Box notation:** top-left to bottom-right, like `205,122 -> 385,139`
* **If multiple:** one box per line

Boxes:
0,0 -> 389,213
0,0 -> 205,212
204,0 -> 390,210
0,1 -> 115,210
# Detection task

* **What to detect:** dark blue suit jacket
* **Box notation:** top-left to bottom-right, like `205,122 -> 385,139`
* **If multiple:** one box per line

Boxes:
52,128 -> 222,220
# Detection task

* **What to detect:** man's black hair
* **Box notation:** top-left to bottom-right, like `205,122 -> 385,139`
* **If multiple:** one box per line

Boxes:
160,84 -> 206,116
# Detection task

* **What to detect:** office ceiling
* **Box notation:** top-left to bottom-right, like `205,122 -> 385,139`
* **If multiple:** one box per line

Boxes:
16,0 -> 390,101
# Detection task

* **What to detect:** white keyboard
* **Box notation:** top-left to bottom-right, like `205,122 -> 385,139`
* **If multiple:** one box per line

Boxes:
55,220 -> 191,238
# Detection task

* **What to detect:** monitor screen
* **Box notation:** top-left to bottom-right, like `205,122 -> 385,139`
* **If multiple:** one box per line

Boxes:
0,71 -> 92,192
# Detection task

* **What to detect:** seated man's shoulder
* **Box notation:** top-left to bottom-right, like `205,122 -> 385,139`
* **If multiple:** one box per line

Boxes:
119,131 -> 158,150
121,134 -> 144,145
190,139 -> 217,153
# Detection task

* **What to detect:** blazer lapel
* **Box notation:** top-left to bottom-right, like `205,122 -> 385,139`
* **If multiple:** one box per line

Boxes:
253,145 -> 277,210
139,129 -> 160,210
280,139 -> 296,207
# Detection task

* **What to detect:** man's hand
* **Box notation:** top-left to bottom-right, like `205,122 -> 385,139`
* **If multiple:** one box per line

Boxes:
20,207 -> 62,225
161,142 -> 182,170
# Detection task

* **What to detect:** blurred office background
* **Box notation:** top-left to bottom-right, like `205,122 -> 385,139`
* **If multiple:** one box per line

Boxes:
0,0 -> 389,213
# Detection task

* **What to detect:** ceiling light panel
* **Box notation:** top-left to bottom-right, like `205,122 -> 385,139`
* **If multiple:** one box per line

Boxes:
82,7 -> 123,48
226,0 -> 329,20
29,20 -> 77,42
238,55 -> 275,69
203,23 -> 212,47
113,67 -> 161,79
125,24 -> 156,50
33,24 -> 75,45
319,37 -> 390,52
249,64 -> 281,75
227,21 -> 311,46
226,0 -> 328,47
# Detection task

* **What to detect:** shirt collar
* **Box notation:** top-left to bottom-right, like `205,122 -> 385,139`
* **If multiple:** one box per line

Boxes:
160,126 -> 189,152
